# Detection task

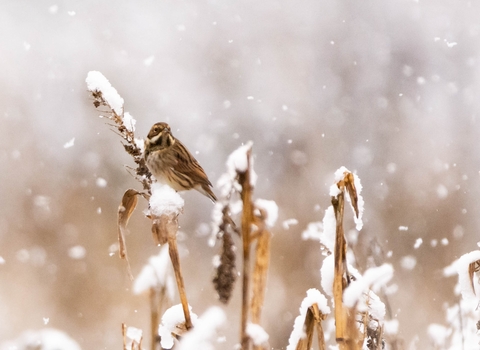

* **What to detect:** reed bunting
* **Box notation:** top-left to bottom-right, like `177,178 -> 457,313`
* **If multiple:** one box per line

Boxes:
144,122 -> 217,202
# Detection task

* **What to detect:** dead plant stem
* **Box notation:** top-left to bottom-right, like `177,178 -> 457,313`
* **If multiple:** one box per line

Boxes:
239,149 -> 254,350
168,234 -> 193,330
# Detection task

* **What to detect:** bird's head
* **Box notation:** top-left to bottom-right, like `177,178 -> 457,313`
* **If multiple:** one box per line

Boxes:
145,122 -> 175,150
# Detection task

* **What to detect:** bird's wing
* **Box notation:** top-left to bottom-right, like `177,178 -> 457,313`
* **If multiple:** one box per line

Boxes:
171,139 -> 213,186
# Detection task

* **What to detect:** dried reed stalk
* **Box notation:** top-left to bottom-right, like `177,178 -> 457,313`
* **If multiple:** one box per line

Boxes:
150,286 -> 166,350
294,304 -> 327,350
250,210 -> 271,325
237,147 -> 255,350
332,171 -> 361,350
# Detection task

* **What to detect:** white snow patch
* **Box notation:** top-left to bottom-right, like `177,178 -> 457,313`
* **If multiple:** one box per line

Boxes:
68,245 -> 86,259
302,221 -> 323,241
384,319 -> 399,335
331,166 -> 364,230
436,184 -> 448,199
320,254 -> 334,297
159,304 -> 198,349
400,255 -> 417,270
246,323 -> 269,346
302,207 -> 337,255
255,199 -> 278,227
427,323 -> 450,347
133,245 -> 174,300
304,206 -> 337,255
148,183 -> 184,217
63,138 -> 75,149
176,307 -> 224,350
217,141 -> 257,197
398,226 -> 408,231
414,238 -> 423,249
144,55 -> 155,66
96,177 -> 107,188
282,218 -> 298,230
286,288 -> 330,350
329,184 -> 341,197
134,138 -> 145,154
86,71 -> 124,115
48,5 -> 58,14
0,328 -> 81,350
455,250 -> 480,300
344,264 -> 394,309
123,112 -> 136,132
228,141 -> 253,173
126,326 -> 143,344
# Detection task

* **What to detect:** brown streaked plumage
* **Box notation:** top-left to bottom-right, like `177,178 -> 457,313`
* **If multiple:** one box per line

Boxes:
144,122 -> 217,202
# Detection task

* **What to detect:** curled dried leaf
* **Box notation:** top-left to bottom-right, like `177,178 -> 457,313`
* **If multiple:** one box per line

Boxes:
118,189 -> 140,258
117,189 -> 140,280
344,172 -> 359,218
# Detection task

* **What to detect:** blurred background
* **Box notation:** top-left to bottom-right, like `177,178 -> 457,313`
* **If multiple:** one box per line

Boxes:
1,0 -> 480,348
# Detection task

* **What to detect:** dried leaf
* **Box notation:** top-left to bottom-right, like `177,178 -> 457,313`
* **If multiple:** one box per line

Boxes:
118,189 -> 139,258
151,215 -> 169,245
295,306 -> 316,350
117,189 -> 139,280
344,172 -> 359,218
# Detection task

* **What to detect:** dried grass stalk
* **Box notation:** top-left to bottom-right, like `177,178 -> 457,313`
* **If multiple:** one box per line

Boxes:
294,304 -> 327,350
238,147 -> 254,350
165,215 -> 193,330
250,214 -> 271,325
332,171 -> 362,349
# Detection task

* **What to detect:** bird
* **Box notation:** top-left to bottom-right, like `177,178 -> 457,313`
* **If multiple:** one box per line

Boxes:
144,122 -> 217,202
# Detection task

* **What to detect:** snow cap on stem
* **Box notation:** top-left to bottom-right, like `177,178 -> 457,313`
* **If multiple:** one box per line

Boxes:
85,71 -> 124,115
